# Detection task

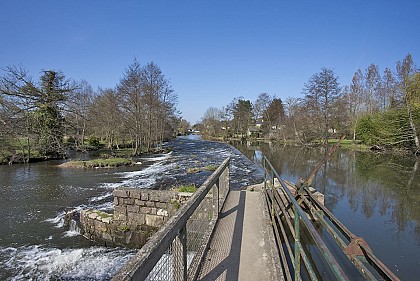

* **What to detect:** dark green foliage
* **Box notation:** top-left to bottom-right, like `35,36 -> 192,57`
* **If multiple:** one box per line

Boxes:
87,136 -> 101,148
356,108 -> 419,148
356,115 -> 379,145
33,105 -> 64,157
232,99 -> 253,135
66,136 -> 76,144
31,71 -> 69,158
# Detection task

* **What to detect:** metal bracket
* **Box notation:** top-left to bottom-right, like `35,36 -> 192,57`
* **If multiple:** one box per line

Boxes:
344,237 -> 371,256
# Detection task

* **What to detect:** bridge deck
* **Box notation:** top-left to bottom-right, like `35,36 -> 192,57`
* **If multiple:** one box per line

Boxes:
197,186 -> 283,281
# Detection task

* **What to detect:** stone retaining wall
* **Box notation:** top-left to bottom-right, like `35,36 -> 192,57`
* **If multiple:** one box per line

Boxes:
80,188 -> 193,248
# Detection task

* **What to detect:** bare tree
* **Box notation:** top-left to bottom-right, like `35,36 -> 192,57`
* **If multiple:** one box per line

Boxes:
253,93 -> 272,121
382,68 -> 397,109
141,62 -> 178,150
65,80 -> 94,148
365,64 -> 381,114
177,119 -> 190,135
89,88 -> 123,150
348,69 -> 365,141
201,107 -> 223,137
302,68 -> 341,144
117,59 -> 145,155
284,97 -> 302,141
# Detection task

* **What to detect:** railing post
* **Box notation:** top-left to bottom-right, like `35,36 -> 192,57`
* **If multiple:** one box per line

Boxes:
294,207 -> 301,280
219,161 -> 229,210
224,161 -> 230,198
173,226 -> 187,281
213,179 -> 220,218
263,157 -> 267,190
271,169 -> 275,223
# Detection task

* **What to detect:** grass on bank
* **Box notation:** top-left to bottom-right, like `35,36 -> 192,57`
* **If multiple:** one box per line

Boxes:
175,184 -> 197,193
327,139 -> 370,151
61,158 -> 133,168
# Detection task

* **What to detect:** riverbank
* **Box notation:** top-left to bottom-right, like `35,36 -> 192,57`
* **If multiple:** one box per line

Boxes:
0,145 -> 174,166
203,135 -> 419,156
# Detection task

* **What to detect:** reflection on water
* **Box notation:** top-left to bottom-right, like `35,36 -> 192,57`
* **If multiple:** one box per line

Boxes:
232,141 -> 420,281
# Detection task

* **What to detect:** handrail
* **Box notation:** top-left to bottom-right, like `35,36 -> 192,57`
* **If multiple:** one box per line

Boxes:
262,156 -> 400,281
263,156 -> 349,281
112,157 -> 230,281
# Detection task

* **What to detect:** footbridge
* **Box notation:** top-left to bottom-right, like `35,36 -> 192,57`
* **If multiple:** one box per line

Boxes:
112,157 -> 400,281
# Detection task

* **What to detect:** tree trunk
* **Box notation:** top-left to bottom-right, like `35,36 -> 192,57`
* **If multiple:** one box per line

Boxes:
406,103 -> 420,151
353,117 -> 358,143
26,136 -> 31,163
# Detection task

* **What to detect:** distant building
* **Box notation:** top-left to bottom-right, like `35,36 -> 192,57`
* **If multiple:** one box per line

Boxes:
247,126 -> 261,138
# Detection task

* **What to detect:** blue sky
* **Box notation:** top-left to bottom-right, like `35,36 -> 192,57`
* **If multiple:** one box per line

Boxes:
1,1 -> 419,124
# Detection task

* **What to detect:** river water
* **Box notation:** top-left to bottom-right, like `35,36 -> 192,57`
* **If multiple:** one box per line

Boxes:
0,136 -> 262,280
1,137 -> 418,280
233,141 -> 420,281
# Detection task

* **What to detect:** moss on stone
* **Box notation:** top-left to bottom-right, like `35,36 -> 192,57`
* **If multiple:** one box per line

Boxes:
117,224 -> 130,232
176,185 -> 197,193
203,165 -> 218,171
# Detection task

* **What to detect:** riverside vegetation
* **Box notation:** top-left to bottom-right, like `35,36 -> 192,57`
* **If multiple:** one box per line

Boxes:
1,54 -> 418,165
0,59 -> 180,164
197,54 -> 419,155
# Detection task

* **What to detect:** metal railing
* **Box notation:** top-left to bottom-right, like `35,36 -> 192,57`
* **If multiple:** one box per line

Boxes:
112,157 -> 230,281
262,156 -> 400,281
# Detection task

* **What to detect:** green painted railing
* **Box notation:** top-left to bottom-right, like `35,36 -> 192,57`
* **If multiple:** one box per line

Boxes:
262,156 -> 400,281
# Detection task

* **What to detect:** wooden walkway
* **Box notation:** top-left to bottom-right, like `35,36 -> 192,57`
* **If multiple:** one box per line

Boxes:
197,185 -> 283,281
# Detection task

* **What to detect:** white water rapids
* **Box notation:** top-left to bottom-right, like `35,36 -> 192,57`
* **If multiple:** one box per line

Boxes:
0,137 -> 263,280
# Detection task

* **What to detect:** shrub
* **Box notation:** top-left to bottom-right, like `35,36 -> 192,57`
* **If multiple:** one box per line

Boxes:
356,115 -> 379,145
87,136 -> 100,148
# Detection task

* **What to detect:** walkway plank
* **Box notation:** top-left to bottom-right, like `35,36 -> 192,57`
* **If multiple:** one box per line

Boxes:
197,188 -> 283,281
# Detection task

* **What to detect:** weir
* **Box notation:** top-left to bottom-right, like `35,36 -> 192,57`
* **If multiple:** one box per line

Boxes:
107,156 -> 399,280
80,189 -> 197,247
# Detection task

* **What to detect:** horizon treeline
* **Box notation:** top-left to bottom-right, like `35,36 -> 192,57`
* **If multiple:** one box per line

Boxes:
0,59 -> 180,163
199,54 -> 419,153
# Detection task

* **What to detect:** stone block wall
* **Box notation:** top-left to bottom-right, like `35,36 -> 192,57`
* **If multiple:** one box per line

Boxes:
80,209 -> 157,247
113,188 -> 179,229
80,189 -> 193,248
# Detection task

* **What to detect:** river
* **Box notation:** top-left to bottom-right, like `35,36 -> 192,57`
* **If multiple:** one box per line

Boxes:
232,140 -> 420,281
0,136 -> 262,280
0,137 -> 418,280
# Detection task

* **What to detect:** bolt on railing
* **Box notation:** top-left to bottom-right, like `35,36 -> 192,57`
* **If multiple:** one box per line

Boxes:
112,157 -> 230,281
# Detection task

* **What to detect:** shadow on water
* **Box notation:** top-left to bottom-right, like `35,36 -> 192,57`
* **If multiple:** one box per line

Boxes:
231,140 -> 420,281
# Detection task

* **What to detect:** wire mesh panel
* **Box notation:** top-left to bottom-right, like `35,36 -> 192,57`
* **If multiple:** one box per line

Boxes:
186,196 -> 214,255
112,157 -> 230,281
146,244 -> 174,281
